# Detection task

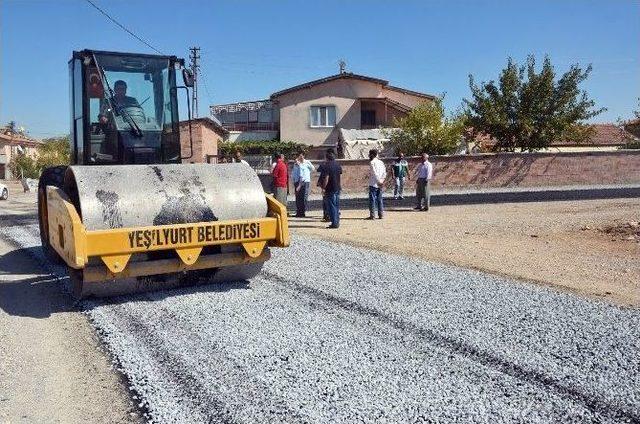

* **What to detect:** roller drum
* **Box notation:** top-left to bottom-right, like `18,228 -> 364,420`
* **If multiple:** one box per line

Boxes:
63,163 -> 268,230
60,163 -> 268,298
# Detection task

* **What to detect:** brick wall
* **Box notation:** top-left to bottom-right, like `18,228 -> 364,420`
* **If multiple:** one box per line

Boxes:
180,121 -> 222,163
290,151 -> 640,195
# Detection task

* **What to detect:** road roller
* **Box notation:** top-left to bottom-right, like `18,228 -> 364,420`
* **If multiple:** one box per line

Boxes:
38,50 -> 289,299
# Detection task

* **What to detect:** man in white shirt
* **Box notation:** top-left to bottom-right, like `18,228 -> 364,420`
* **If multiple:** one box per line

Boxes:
367,149 -> 387,219
292,152 -> 315,217
414,152 -> 433,211
234,151 -> 249,166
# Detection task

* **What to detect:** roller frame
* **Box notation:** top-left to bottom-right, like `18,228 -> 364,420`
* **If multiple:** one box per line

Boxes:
45,186 -> 289,281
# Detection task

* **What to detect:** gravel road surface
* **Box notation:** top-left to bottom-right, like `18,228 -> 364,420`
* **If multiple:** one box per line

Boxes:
3,224 -> 639,423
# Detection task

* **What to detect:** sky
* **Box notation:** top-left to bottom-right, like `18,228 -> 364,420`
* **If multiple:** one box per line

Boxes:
1,0 -> 639,139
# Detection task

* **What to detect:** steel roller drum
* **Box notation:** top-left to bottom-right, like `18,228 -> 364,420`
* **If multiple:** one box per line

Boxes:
63,163 -> 268,231
61,163 -> 268,294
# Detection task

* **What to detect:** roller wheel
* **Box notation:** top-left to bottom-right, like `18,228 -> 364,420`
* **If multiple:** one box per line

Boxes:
38,166 -> 68,264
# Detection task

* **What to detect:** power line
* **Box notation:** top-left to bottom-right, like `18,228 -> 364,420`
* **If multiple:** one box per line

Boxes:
83,0 -> 164,55
199,67 -> 214,107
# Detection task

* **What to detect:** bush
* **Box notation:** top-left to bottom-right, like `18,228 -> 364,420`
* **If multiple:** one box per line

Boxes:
619,141 -> 640,150
388,98 -> 466,156
219,140 -> 308,158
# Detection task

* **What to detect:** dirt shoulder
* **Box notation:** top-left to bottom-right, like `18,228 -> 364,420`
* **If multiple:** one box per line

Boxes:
0,182 -> 139,423
289,198 -> 640,307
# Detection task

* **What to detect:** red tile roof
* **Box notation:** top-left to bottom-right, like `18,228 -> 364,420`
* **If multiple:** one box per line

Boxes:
469,124 -> 638,148
270,72 -> 435,100
551,124 -> 638,146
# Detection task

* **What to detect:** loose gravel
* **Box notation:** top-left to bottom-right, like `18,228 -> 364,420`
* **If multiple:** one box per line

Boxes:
3,224 -> 639,423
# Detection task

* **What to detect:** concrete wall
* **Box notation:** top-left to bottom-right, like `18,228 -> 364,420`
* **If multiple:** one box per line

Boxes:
180,121 -> 221,163
274,78 -> 430,148
227,130 -> 278,142
291,151 -> 640,195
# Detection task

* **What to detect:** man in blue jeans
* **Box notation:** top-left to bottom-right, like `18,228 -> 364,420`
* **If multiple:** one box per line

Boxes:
318,149 -> 342,229
367,149 -> 387,219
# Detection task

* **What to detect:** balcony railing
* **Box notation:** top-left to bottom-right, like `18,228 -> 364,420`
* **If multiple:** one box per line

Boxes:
221,122 -> 278,132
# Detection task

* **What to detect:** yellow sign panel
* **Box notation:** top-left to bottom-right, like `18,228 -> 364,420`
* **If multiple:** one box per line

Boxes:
126,222 -> 263,250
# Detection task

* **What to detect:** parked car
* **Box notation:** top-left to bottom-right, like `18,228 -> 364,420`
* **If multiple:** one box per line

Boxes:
0,183 -> 8,200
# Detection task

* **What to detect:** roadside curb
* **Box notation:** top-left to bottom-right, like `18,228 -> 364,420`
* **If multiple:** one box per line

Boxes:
291,185 -> 640,210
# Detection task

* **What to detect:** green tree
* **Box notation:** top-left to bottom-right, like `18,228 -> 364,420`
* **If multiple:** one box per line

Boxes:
36,135 -> 71,169
8,135 -> 71,179
465,55 -> 605,151
388,97 -> 466,155
8,153 -> 39,179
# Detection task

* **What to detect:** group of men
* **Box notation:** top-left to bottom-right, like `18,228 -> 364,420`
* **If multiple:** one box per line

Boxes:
367,150 -> 433,219
271,149 -> 343,229
268,149 -> 433,229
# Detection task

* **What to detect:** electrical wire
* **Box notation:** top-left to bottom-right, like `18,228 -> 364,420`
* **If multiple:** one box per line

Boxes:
83,0 -> 164,55
198,67 -> 214,106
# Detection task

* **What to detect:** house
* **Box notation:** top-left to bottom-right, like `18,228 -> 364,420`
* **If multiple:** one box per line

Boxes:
211,72 -> 436,158
469,123 -> 638,153
179,117 -> 227,163
548,123 -> 638,151
0,128 -> 41,179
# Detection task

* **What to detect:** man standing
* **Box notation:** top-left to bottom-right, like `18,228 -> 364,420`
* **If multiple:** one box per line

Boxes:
318,149 -> 342,229
392,152 -> 409,199
367,149 -> 387,219
316,162 -> 330,222
415,152 -> 433,211
272,153 -> 288,212
234,150 -> 249,166
292,152 -> 315,217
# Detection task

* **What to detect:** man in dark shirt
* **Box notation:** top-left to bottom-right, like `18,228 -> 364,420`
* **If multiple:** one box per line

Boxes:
112,80 -> 141,108
318,149 -> 342,229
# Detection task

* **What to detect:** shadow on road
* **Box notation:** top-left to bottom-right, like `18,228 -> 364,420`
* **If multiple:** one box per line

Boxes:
0,243 -> 254,318
0,247 -> 46,275
0,213 -> 38,227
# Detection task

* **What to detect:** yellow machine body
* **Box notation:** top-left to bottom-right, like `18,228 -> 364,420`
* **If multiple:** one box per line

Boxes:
46,186 -> 289,283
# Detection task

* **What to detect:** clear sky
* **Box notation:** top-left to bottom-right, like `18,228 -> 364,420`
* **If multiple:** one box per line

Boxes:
1,0 -> 638,138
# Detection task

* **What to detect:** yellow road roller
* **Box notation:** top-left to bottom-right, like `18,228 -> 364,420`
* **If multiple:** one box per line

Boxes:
38,50 -> 289,299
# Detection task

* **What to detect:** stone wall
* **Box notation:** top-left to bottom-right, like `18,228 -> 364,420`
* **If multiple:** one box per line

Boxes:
290,151 -> 640,195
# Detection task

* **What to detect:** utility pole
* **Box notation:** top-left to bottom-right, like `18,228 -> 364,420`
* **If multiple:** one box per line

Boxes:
189,46 -> 201,117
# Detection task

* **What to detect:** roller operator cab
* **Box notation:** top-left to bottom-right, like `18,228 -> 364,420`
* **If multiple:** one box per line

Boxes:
70,49 -> 185,165
37,49 -> 289,300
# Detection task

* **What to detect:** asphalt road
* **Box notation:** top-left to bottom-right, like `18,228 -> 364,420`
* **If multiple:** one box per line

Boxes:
2,223 -> 638,423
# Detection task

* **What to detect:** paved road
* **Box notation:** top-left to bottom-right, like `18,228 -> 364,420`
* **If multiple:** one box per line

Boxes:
2,223 -> 638,423
0,230 -> 139,423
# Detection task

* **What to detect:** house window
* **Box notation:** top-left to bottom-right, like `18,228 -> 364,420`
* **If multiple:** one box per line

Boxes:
361,110 -> 376,127
310,106 -> 336,128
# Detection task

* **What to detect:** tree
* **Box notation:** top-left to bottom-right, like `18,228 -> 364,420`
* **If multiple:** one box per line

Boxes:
465,55 -> 605,151
8,135 -> 71,179
388,97 -> 466,155
36,135 -> 71,169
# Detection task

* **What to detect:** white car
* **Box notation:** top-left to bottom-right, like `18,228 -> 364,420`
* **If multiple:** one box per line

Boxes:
0,182 -> 8,200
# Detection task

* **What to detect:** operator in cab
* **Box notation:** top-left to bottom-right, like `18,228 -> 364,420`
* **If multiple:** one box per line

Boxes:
112,80 -> 140,108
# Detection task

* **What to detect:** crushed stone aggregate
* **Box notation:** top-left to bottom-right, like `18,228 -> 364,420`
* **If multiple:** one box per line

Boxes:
2,224 -> 639,423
